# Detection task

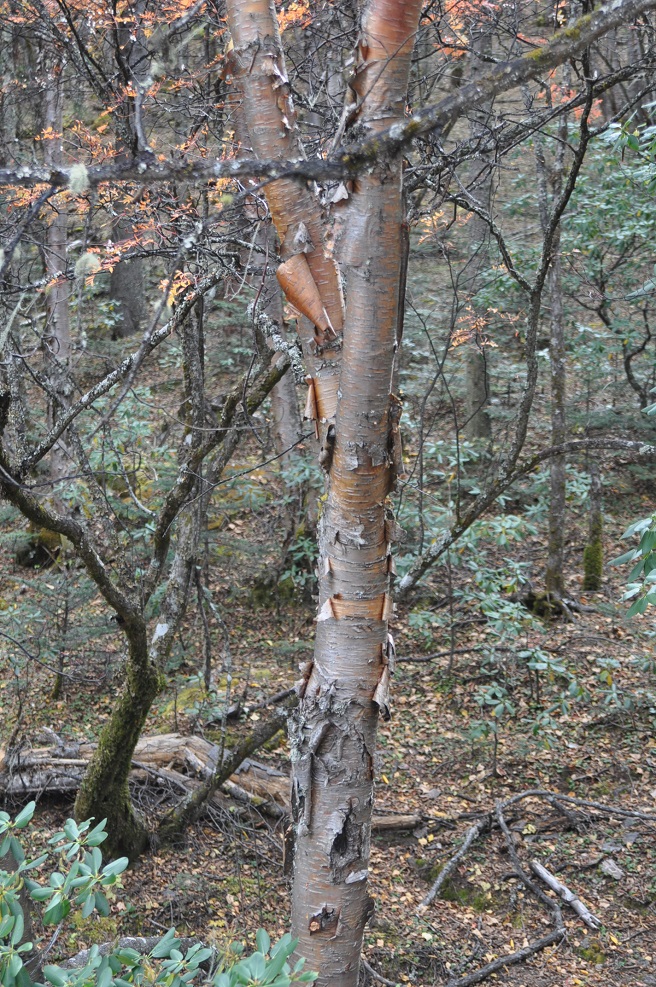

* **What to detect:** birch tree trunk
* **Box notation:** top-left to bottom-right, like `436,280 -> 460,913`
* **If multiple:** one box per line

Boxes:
224,1 -> 421,982
288,0 -> 422,970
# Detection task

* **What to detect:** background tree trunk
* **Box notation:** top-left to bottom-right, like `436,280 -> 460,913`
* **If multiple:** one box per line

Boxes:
540,74 -> 569,600
42,56 -> 71,505
464,27 -> 493,445
583,461 -> 603,590
107,3 -> 149,337
545,226 -> 567,599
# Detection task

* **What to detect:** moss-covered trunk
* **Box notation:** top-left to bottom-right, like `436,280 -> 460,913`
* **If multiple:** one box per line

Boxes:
74,619 -> 160,859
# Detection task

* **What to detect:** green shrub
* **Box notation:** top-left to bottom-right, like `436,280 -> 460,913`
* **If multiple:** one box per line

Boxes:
0,804 -> 317,987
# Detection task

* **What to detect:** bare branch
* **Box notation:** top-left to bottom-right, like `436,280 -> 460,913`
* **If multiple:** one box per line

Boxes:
417,818 -> 489,910
0,0 -> 653,190
397,437 -> 656,599
19,271 -> 225,474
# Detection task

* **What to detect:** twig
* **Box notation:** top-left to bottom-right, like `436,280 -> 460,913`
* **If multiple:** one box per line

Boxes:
398,648 -> 484,663
529,860 -> 601,930
417,818 -> 489,910
362,958 -> 398,987
496,800 -> 564,929
502,788 -> 656,823
222,686 -> 297,720
543,792 -> 586,831
445,929 -> 564,987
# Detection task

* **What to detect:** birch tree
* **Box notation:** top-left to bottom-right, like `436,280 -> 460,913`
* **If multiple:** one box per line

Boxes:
1,0 -> 655,961
224,1 -> 421,983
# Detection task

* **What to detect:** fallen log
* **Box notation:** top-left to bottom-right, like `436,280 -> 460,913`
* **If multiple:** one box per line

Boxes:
1,731 -> 423,833
0,733 -> 220,796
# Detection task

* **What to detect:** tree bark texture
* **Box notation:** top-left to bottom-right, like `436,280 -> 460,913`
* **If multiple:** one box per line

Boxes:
73,618 -> 159,859
225,0 -> 344,439
288,3 -> 421,984
224,0 -> 421,981
583,460 -> 603,590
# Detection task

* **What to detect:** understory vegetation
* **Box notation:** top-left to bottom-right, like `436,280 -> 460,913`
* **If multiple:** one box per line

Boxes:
2,0 -> 656,985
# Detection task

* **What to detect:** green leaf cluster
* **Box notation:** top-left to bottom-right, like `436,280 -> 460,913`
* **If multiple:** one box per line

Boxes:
0,807 -> 317,987
612,514 -> 656,617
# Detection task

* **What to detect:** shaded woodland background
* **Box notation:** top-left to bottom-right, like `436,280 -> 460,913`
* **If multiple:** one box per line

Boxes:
1,0 -> 656,985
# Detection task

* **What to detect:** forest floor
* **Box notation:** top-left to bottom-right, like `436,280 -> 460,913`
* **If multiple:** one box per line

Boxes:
2,477 -> 656,987
1,301 -> 656,986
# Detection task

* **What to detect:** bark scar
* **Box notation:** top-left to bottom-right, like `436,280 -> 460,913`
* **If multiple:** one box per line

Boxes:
291,721 -> 329,836
319,423 -> 336,473
329,800 -> 364,880
388,392 -> 406,489
309,903 -> 340,935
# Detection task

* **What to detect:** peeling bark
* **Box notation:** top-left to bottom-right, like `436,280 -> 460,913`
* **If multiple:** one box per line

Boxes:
224,0 -> 422,979
225,2 -> 347,555
285,3 -> 422,985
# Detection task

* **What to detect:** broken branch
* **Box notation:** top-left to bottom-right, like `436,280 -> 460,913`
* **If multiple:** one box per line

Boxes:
417,818 -> 489,911
529,860 -> 601,930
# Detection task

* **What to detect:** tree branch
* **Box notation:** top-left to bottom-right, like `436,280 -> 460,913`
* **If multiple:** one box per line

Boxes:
0,0 -> 653,189
19,271 -> 225,474
156,706 -> 292,845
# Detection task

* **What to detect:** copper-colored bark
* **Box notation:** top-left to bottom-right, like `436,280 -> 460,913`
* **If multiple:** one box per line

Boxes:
226,0 -> 344,345
287,3 -> 423,986
277,254 -> 335,337
225,0 -> 422,981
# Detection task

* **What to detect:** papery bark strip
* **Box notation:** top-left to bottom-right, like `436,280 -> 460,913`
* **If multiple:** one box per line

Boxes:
288,3 -> 422,986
